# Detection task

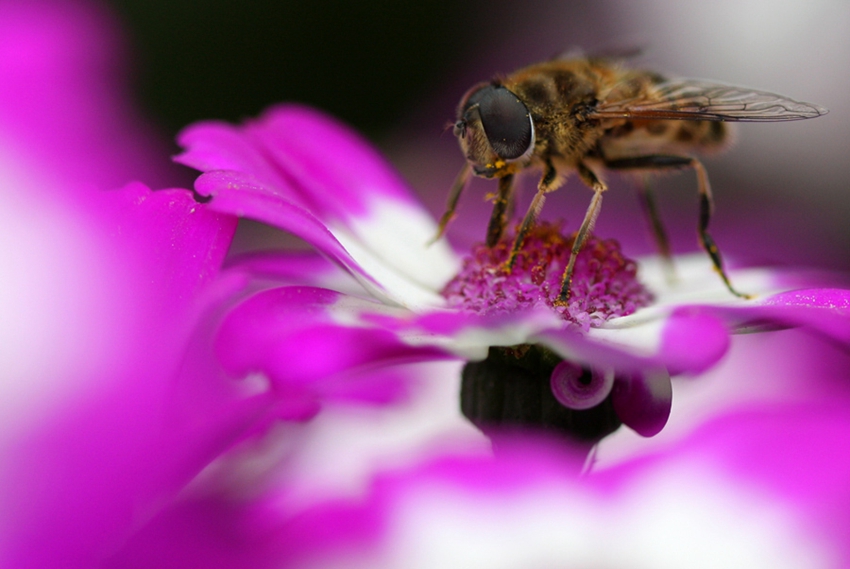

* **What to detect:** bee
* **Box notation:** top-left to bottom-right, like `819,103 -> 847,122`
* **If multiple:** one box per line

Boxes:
436,54 -> 827,304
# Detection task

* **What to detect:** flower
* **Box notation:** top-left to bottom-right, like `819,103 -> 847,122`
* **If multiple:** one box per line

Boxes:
174,103 -> 850,443
4,2 -> 849,568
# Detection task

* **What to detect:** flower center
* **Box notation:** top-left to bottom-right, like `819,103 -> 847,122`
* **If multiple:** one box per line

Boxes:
441,221 -> 652,329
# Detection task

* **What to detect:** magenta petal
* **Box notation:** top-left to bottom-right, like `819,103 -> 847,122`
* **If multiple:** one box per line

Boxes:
687,405 -> 850,515
108,183 -> 237,301
0,182 -> 240,567
177,104 -> 416,226
0,1 -> 180,191
178,104 -> 460,301
215,286 -> 450,399
766,288 -> 850,312
197,170 -> 381,289
175,120 -> 293,197
611,371 -> 673,437
683,288 -> 850,350
536,326 -> 668,374
658,308 -> 731,375
250,105 -> 419,215
225,249 -> 365,294
759,288 -> 850,346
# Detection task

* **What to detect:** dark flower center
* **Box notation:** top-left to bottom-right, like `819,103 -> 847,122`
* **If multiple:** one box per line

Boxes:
461,345 -> 622,451
441,222 -> 652,330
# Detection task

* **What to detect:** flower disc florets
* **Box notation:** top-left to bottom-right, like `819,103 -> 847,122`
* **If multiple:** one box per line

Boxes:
441,222 -> 652,329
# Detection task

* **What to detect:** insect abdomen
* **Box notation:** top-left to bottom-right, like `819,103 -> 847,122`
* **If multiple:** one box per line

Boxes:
602,118 -> 731,159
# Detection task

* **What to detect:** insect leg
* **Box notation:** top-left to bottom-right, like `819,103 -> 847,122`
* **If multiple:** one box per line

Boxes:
691,159 -> 751,298
555,162 -> 607,305
503,158 -> 558,270
635,175 -> 676,282
486,173 -> 515,247
604,155 -> 750,298
430,162 -> 472,244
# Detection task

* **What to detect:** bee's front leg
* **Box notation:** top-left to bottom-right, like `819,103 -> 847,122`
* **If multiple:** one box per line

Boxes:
555,162 -> 607,306
430,162 -> 471,244
502,158 -> 558,271
486,173 -> 515,247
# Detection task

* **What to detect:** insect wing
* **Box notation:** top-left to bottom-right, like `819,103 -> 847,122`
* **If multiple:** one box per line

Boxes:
591,78 -> 827,122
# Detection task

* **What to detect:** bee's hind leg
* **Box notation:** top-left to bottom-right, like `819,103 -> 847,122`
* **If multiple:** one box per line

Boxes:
605,154 -> 750,298
635,175 -> 676,283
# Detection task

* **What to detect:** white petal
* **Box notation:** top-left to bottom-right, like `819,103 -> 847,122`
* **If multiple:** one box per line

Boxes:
334,195 -> 460,309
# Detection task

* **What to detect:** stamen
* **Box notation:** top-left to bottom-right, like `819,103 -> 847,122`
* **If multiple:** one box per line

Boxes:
442,221 -> 652,330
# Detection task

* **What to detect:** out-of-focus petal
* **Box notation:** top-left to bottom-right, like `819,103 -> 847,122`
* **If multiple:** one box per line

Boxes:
106,405 -> 850,568
536,311 -> 727,377
215,286 -> 453,411
611,371 -> 672,437
657,308 -> 731,375
0,0 -> 180,192
0,182 -> 239,567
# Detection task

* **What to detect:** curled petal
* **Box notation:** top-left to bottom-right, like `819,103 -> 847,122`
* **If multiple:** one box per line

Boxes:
550,362 -> 614,410
611,370 -> 672,437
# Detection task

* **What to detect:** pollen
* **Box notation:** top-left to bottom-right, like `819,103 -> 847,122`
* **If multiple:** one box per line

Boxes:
441,222 -> 652,330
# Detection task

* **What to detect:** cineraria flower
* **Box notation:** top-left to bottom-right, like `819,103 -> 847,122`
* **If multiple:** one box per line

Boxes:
7,2 -> 850,568
175,103 -> 850,445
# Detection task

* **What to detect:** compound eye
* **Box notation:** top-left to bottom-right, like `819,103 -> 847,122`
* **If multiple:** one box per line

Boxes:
476,86 -> 534,160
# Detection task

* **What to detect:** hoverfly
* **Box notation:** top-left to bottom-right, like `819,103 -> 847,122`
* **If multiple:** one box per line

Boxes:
437,54 -> 827,304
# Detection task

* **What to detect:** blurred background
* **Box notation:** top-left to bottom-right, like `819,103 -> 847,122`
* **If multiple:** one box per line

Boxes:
107,0 -> 850,270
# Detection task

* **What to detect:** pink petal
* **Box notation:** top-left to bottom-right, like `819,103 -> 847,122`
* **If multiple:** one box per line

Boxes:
196,170 -> 383,294
677,288 -> 850,352
214,286 -> 452,406
177,104 -> 416,221
658,308 -> 731,375
611,371 -> 673,437
0,0 -> 181,192
109,404 -> 850,567
224,249 -> 367,295
0,183 -> 241,567
177,105 -> 459,302
758,288 -> 850,345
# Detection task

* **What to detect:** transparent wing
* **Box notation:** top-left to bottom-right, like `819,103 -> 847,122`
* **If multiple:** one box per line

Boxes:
591,78 -> 828,122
